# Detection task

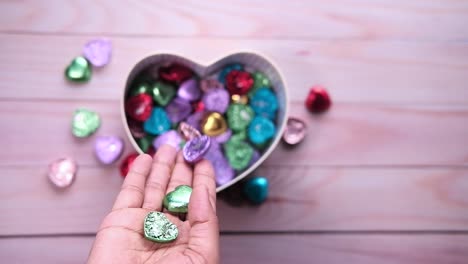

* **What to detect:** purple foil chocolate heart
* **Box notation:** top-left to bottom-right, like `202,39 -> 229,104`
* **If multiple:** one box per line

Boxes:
166,97 -> 193,124
205,140 -> 222,160
203,142 -> 235,186
248,150 -> 260,167
202,88 -> 230,114
94,136 -> 124,164
83,39 -> 112,67
183,135 -> 211,163
200,79 -> 224,92
213,157 -> 235,186
153,130 -> 183,151
185,111 -> 204,130
178,78 -> 201,102
212,129 -> 232,144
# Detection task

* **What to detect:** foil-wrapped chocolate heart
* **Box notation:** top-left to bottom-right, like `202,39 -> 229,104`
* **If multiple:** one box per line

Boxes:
143,211 -> 178,243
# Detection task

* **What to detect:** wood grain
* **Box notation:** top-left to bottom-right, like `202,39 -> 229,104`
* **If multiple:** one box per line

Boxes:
1,34 -> 468,103
1,235 -> 468,264
0,100 -> 467,167
1,0 -> 468,41
1,166 -> 467,235
1,0 -> 467,263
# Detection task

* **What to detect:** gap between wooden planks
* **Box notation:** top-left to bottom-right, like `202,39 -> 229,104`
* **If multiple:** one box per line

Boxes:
0,165 -> 467,235
0,0 -> 467,41
1,34 -> 468,103
0,100 -> 466,167
1,234 -> 467,264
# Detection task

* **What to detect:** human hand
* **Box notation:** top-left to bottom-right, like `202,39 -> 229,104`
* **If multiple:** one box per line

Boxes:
87,145 -> 219,264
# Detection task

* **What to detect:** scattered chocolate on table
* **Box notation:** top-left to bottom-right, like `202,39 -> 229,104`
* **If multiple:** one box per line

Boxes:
71,108 -> 100,138
94,136 -> 124,165
48,158 -> 78,188
65,56 -> 92,83
120,153 -> 139,177
243,176 -> 269,204
305,85 -> 332,113
83,39 -> 112,68
283,117 -> 307,145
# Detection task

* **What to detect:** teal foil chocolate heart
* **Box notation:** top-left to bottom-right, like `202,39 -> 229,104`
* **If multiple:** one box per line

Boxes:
143,211 -> 178,243
163,185 -> 192,213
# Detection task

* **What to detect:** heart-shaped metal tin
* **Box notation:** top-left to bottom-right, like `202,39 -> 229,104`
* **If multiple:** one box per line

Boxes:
122,52 -> 289,192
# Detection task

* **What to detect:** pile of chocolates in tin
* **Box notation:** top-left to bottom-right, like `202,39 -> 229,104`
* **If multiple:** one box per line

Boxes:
124,63 -> 278,186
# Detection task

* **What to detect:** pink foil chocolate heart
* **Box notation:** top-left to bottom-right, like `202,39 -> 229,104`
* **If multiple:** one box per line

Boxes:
283,117 -> 306,145
178,122 -> 202,141
48,158 -> 78,188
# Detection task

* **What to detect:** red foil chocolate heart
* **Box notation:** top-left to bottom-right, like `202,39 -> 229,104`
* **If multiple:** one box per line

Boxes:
305,86 -> 331,113
226,70 -> 254,95
120,153 -> 139,177
125,93 -> 153,121
159,64 -> 193,84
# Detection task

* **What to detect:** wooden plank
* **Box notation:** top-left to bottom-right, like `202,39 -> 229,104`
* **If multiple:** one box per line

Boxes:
1,34 -> 468,103
1,234 -> 468,264
0,100 -> 467,167
1,0 -> 468,41
1,166 -> 467,235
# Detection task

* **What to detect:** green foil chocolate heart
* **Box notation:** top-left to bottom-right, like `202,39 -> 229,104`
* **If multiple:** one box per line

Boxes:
143,211 -> 179,243
253,71 -> 271,89
163,185 -> 192,213
230,130 -> 247,143
152,81 -> 176,106
72,108 -> 100,138
65,56 -> 92,82
130,82 -> 152,96
226,103 -> 254,132
224,140 -> 254,170
137,135 -> 155,153
249,71 -> 271,97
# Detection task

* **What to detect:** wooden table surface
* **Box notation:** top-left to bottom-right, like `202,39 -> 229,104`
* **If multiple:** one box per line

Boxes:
1,1 -> 468,263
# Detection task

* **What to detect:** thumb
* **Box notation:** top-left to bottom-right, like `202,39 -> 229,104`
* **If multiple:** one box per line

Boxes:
187,185 -> 219,263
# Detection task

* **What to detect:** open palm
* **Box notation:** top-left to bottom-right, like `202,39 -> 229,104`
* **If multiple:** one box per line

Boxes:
87,145 -> 219,264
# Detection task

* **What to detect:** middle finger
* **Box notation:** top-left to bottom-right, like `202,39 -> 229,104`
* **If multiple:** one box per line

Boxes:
166,152 -> 193,194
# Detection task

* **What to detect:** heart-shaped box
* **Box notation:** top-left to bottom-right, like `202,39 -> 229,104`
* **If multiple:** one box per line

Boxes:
121,52 -> 289,192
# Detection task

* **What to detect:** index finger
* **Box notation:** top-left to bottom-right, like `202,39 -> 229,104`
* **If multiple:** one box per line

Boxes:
192,159 -> 216,212
142,145 -> 178,211
112,154 -> 153,210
